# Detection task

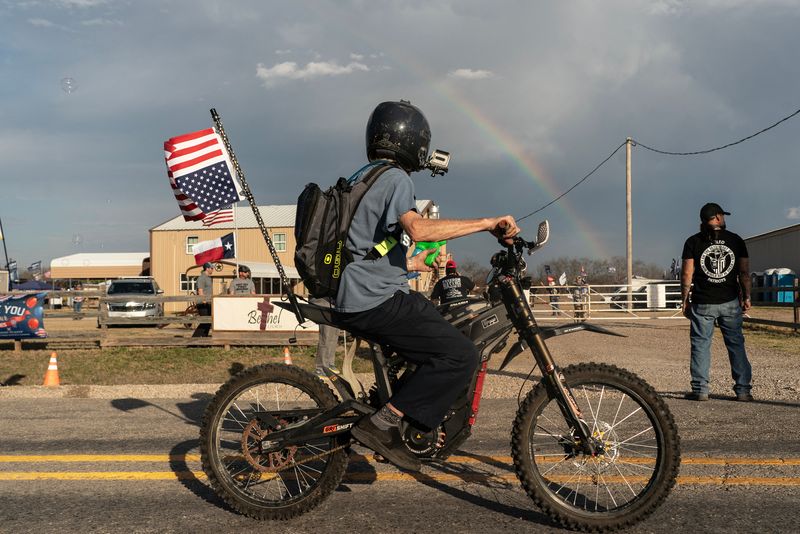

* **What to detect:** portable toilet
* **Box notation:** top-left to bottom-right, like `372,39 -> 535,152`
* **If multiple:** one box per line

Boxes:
774,268 -> 796,303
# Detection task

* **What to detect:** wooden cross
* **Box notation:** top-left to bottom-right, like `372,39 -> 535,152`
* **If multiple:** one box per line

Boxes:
257,298 -> 274,330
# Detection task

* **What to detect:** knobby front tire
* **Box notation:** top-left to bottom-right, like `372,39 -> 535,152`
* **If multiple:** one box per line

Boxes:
511,363 -> 680,532
200,364 -> 349,520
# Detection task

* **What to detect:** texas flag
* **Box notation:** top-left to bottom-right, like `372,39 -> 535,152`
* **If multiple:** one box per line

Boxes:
193,233 -> 236,265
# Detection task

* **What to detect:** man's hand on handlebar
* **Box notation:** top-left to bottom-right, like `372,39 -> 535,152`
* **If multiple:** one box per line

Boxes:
489,215 -> 520,245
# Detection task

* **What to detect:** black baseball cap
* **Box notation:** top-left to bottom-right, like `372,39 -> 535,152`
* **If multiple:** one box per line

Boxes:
237,264 -> 250,273
202,262 -> 214,270
700,202 -> 730,221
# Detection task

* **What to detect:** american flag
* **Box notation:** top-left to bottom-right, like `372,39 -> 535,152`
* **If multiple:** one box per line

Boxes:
202,208 -> 235,227
163,128 -> 244,221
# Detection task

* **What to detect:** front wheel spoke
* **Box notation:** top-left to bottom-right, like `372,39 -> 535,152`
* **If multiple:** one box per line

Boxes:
598,471 -> 619,508
552,468 -> 582,494
616,427 -> 655,446
607,406 -> 643,432
539,455 -> 571,476
611,394 -> 625,429
616,459 -> 656,472
618,441 -> 658,451
613,462 -> 639,497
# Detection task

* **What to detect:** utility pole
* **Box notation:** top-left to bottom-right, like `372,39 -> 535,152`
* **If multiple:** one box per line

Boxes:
626,138 -> 633,310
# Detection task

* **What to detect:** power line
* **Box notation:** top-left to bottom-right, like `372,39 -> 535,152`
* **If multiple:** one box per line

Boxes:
517,106 -> 800,222
632,107 -> 800,155
517,141 -> 626,222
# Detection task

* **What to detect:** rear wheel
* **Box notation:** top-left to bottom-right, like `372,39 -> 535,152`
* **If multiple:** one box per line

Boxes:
511,363 -> 680,531
200,364 -> 348,519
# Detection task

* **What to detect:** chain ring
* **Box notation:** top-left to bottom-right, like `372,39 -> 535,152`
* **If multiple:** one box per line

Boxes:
240,419 -> 298,473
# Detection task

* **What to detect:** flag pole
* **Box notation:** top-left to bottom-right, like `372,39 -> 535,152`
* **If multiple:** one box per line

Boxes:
210,109 -> 305,323
233,202 -> 239,275
0,218 -> 10,291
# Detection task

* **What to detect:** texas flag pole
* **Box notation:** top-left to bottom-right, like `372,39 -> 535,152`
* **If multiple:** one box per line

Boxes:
209,109 -> 305,323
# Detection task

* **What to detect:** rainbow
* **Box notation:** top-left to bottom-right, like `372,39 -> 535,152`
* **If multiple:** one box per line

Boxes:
429,78 -> 611,259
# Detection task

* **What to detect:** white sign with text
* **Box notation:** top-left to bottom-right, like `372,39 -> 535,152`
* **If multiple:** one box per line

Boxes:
212,296 -> 319,332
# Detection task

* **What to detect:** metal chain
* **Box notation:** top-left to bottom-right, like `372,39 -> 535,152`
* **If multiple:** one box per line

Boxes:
210,109 -> 304,322
210,109 -> 291,289
272,442 -> 350,473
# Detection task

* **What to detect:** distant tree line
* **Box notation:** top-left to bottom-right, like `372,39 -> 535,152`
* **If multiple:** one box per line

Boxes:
456,256 -> 669,288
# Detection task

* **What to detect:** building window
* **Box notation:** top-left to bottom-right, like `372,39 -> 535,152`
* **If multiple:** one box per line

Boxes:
180,274 -> 197,292
274,233 -> 286,252
186,236 -> 199,254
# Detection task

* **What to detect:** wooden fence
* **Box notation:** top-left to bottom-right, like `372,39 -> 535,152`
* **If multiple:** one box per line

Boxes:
2,280 -> 797,351
745,280 -> 799,332
1,290 -> 314,351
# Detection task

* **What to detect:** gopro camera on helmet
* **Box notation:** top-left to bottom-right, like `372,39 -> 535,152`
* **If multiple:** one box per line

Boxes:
425,149 -> 450,177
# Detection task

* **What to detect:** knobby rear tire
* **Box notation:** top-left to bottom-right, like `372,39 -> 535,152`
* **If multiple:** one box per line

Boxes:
511,363 -> 680,532
199,364 -> 348,520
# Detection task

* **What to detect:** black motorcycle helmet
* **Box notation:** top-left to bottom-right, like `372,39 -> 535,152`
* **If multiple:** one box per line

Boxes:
366,100 -> 431,172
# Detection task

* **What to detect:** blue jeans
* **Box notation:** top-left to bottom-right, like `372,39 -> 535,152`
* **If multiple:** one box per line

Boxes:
689,298 -> 752,395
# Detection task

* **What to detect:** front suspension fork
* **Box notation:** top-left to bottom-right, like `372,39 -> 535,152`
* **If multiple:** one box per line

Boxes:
499,277 -> 597,454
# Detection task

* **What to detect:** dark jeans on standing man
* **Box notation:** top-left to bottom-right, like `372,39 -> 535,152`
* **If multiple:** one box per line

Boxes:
333,291 -> 479,430
193,302 -> 211,338
689,298 -> 752,396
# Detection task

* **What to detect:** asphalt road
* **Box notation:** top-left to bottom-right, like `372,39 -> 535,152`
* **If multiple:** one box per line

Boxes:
2,392 -> 800,533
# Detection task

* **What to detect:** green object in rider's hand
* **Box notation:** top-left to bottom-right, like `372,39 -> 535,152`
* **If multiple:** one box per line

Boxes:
413,241 -> 446,266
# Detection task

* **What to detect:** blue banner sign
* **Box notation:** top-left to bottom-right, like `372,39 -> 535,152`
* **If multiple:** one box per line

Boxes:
0,292 -> 47,339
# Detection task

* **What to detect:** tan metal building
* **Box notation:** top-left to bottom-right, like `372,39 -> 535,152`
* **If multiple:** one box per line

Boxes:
50,253 -> 151,281
744,222 -> 800,274
149,201 -> 441,313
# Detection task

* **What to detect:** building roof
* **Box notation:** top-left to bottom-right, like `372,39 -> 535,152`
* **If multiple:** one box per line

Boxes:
744,221 -> 800,242
152,200 -> 435,231
50,252 -> 149,268
151,205 -> 296,231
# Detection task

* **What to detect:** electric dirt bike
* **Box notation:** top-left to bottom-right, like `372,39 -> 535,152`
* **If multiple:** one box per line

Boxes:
199,221 -> 680,531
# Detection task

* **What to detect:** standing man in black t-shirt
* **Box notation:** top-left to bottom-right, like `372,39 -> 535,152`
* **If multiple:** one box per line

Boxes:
430,259 -> 475,305
680,202 -> 753,402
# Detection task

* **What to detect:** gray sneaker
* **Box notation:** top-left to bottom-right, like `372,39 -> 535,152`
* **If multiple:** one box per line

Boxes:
350,417 -> 421,472
685,392 -> 709,401
736,393 -> 754,402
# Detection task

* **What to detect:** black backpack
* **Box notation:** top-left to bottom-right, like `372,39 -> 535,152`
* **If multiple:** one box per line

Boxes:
294,163 -> 393,299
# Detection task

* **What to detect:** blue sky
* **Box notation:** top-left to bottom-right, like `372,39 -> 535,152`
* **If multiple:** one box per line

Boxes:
1,0 -> 799,275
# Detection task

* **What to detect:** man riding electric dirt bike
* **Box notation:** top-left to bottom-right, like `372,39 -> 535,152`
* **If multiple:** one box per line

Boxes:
199,101 -> 680,531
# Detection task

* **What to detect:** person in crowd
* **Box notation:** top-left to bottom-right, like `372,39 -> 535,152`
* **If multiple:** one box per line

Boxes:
193,262 -> 214,337
228,264 -> 256,295
547,276 -> 560,316
72,282 -> 84,320
681,202 -> 753,402
430,259 -> 475,305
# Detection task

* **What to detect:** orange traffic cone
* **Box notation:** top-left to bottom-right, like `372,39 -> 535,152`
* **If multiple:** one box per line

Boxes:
283,347 -> 293,365
43,351 -> 60,387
